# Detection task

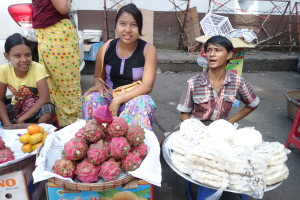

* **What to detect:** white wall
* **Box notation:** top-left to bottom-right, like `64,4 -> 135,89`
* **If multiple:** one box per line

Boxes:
73,0 -> 298,15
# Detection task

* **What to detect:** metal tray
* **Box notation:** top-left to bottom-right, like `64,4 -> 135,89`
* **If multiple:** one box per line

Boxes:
162,131 -> 282,194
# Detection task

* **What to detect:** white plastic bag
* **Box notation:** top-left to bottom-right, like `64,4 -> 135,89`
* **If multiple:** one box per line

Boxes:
21,23 -> 37,42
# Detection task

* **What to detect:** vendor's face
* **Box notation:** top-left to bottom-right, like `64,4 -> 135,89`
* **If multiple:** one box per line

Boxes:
205,43 -> 232,69
4,44 -> 32,73
115,11 -> 139,44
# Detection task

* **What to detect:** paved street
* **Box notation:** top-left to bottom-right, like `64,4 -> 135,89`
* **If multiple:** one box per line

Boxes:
79,71 -> 300,200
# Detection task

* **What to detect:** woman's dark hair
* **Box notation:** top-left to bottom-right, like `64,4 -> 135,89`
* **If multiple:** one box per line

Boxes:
4,33 -> 31,53
204,35 -> 233,53
115,3 -> 143,35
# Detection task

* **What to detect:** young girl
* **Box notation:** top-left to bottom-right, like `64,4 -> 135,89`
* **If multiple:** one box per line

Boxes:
0,33 -> 54,126
82,3 -> 157,130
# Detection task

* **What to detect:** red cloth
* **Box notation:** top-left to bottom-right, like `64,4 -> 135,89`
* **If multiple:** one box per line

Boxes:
14,96 -> 39,118
32,0 -> 69,29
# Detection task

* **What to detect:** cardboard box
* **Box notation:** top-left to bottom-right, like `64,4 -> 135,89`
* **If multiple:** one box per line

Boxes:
195,35 -> 255,48
0,159 -> 46,200
0,171 -> 29,200
47,178 -> 153,200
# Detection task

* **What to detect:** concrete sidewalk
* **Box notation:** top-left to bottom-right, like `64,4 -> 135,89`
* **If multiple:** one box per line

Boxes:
81,49 -> 300,74
80,71 -> 300,200
157,49 -> 300,73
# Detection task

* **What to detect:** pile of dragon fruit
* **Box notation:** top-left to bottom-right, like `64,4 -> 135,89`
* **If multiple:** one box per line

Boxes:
52,105 -> 148,183
0,136 -> 15,164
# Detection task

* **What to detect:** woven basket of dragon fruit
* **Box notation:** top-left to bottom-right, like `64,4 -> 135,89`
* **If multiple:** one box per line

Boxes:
49,105 -> 149,191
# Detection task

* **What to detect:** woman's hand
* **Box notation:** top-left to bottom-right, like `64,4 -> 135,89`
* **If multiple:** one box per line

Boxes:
51,0 -> 72,14
83,81 -> 110,97
16,116 -> 26,124
109,96 -> 122,116
83,85 -> 104,97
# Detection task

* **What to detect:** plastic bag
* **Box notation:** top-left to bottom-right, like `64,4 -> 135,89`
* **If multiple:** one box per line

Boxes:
21,23 -> 37,42
226,29 -> 257,44
197,56 -> 208,68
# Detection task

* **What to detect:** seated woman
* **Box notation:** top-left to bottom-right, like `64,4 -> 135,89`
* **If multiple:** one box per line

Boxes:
82,3 -> 157,130
0,33 -> 54,126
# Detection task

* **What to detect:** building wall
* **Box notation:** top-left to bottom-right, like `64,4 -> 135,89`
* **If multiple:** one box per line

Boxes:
75,0 -> 297,49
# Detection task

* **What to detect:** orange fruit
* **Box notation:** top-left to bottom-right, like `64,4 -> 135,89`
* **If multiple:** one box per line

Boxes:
28,133 -> 44,144
19,133 -> 31,144
27,124 -> 41,135
32,141 -> 43,151
39,127 -> 45,133
21,143 -> 33,153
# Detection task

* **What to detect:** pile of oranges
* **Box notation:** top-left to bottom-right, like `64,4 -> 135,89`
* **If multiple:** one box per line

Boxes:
19,124 -> 48,153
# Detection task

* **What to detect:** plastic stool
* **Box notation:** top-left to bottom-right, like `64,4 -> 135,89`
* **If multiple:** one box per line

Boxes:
285,108 -> 300,149
186,181 -> 248,200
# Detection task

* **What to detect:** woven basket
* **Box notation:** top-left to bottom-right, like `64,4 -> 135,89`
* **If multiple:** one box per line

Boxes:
285,90 -> 300,121
0,123 -> 36,176
48,174 -> 135,191
0,156 -> 36,176
3,123 -> 33,130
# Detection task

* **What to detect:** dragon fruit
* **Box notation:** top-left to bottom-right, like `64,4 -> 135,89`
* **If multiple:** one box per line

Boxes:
103,133 -> 113,143
0,136 -> 5,150
121,152 -> 142,172
75,159 -> 100,183
0,148 -> 15,164
63,137 -> 88,160
126,124 -> 145,146
75,128 -> 84,139
106,117 -> 128,137
109,137 -> 131,159
93,105 -> 113,124
99,158 -> 121,181
82,119 -> 105,142
131,143 -> 148,159
52,158 -> 76,178
87,140 -> 110,165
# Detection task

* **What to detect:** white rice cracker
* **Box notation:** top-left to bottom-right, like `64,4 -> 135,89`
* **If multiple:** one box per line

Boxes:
189,163 -> 229,180
189,169 -> 225,188
191,156 -> 226,171
170,152 -> 189,174
265,165 -> 289,186
228,174 -> 265,195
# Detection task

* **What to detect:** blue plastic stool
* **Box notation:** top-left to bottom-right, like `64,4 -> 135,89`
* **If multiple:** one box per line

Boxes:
186,181 -> 249,200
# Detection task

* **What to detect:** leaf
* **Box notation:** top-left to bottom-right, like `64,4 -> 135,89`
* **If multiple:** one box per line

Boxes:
98,188 -> 121,198
134,188 -> 150,197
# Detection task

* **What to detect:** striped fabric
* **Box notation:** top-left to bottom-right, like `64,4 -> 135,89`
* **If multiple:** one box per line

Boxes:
177,70 -> 259,121
6,103 -> 55,123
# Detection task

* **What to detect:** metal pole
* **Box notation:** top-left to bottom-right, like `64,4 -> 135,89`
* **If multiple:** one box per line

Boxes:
177,0 -> 190,50
296,3 -> 300,52
103,0 -> 109,41
288,1 -> 292,53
